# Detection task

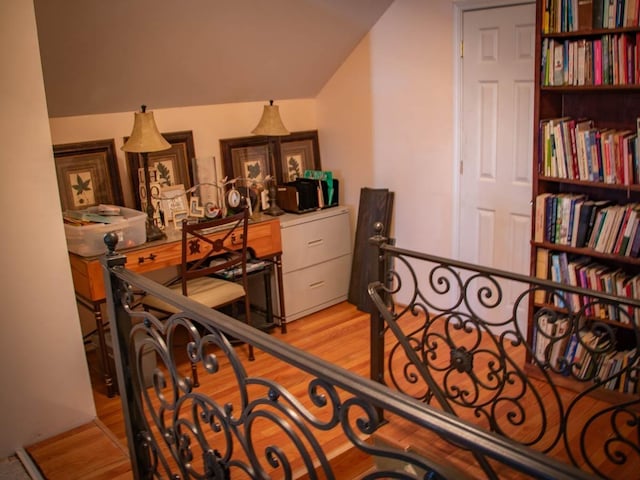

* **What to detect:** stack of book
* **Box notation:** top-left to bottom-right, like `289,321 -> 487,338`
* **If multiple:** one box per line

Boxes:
535,248 -> 640,323
542,0 -> 640,34
534,193 -> 640,257
533,315 -> 639,393
539,116 -> 640,185
542,34 -> 640,87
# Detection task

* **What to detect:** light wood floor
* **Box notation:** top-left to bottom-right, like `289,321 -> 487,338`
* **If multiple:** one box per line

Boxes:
26,301 -> 637,478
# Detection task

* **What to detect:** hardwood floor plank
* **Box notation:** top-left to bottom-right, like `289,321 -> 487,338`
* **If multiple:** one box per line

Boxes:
26,420 -> 131,480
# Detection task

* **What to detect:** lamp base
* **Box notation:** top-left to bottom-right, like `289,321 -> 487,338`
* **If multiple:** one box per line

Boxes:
145,217 -> 166,242
264,204 -> 285,216
265,184 -> 285,216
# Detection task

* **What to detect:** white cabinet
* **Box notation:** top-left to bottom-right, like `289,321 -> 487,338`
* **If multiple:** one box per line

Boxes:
279,207 -> 352,323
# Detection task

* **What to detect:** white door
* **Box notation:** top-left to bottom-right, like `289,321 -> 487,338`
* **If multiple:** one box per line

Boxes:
458,3 -> 535,331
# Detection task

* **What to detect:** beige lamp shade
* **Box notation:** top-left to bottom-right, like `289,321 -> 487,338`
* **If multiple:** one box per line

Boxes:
251,100 -> 290,136
121,107 -> 171,153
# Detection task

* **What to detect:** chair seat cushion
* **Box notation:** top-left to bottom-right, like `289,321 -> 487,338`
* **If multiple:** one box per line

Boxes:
142,276 -> 246,314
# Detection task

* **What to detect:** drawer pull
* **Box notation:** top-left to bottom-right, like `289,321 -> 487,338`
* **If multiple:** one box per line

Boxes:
307,239 -> 324,247
232,233 -> 244,245
138,253 -> 157,264
309,280 -> 325,289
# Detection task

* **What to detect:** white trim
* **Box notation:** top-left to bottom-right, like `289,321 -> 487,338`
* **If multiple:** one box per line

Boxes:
15,448 -> 45,480
451,0 -> 535,259
454,0 -> 533,10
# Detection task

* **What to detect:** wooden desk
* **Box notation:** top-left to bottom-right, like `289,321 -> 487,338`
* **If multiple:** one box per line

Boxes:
69,215 -> 286,397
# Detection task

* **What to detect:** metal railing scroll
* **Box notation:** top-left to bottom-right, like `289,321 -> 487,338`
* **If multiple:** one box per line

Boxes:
368,223 -> 640,480
101,232 -> 593,479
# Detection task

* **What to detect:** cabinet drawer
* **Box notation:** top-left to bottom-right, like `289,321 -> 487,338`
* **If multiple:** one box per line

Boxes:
281,211 -> 350,273
282,254 -> 351,320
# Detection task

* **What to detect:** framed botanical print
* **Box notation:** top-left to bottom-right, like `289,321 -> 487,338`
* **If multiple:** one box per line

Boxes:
220,135 -> 271,187
220,130 -> 321,185
53,139 -> 124,211
279,131 -> 322,183
125,130 -> 196,211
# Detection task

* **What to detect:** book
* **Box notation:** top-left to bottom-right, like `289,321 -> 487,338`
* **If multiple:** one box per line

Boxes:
574,199 -> 595,247
534,248 -> 551,304
553,40 -> 565,85
535,193 -> 552,243
550,318 -> 570,369
586,201 -> 613,248
612,204 -> 634,254
630,220 -> 640,256
622,212 -> 640,255
578,0 -> 594,29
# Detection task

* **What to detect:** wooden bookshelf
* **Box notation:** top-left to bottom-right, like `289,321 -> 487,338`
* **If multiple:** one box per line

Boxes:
530,0 -> 640,401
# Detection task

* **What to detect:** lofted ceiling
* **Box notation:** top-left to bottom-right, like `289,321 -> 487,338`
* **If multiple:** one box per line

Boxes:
33,0 -> 393,118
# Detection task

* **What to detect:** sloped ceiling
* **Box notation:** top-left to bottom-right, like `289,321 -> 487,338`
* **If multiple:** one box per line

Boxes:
33,0 -> 393,118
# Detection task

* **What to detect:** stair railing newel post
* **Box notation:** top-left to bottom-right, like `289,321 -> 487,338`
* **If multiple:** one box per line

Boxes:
101,232 -> 151,479
368,222 -> 389,422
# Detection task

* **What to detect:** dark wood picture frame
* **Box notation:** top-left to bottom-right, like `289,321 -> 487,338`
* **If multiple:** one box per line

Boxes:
220,135 -> 271,187
53,139 -> 124,211
125,130 -> 196,211
278,130 -> 322,183
220,130 -> 321,185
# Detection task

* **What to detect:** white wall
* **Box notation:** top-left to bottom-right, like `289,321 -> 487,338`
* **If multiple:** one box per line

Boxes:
318,0 -> 455,256
0,0 -> 95,457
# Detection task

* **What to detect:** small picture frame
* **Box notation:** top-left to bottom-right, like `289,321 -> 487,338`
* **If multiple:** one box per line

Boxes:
172,210 -> 189,229
279,131 -> 321,183
189,196 -> 204,218
160,184 -> 187,223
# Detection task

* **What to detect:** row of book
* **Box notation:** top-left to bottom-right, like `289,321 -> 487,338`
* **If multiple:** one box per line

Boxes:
539,116 -> 640,185
541,34 -> 640,87
535,248 -> 640,323
533,316 -> 638,394
542,0 -> 640,33
534,193 -> 640,256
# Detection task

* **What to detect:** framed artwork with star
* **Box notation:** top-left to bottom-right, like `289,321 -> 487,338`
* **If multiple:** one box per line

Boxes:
53,139 -> 124,211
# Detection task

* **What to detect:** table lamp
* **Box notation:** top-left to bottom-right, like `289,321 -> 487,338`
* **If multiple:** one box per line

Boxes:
251,100 -> 289,216
122,105 -> 171,241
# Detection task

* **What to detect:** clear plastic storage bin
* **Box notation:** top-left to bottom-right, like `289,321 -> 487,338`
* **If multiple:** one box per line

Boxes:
64,207 -> 146,256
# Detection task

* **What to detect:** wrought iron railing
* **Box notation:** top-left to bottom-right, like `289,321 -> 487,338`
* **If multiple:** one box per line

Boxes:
102,233 -> 594,479
368,224 -> 640,480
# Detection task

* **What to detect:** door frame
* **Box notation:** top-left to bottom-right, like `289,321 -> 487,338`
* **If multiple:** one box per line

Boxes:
451,0 -> 535,258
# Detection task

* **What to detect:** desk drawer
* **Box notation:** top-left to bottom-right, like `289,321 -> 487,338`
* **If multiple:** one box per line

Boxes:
281,210 -> 350,273
282,254 -> 351,321
126,219 -> 281,273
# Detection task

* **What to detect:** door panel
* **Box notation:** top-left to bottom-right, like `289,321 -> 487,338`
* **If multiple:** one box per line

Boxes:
458,3 -> 536,332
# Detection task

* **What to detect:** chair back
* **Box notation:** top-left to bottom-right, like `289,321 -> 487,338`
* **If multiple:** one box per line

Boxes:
179,207 -> 249,296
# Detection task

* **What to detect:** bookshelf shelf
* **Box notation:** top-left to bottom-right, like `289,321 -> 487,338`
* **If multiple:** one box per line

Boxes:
531,0 -> 640,400
542,26 -> 640,39
541,84 -> 640,91
539,175 -> 640,192
532,240 -> 640,265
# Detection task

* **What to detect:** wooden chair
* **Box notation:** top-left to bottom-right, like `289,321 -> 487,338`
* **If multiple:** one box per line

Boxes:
142,207 -> 254,381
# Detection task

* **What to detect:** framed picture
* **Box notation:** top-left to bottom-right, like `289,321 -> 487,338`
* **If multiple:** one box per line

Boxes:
159,184 -> 187,224
53,139 -> 124,211
279,130 -> 321,183
125,131 -> 196,211
220,136 -> 271,186
172,210 -> 189,228
220,130 -> 321,185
